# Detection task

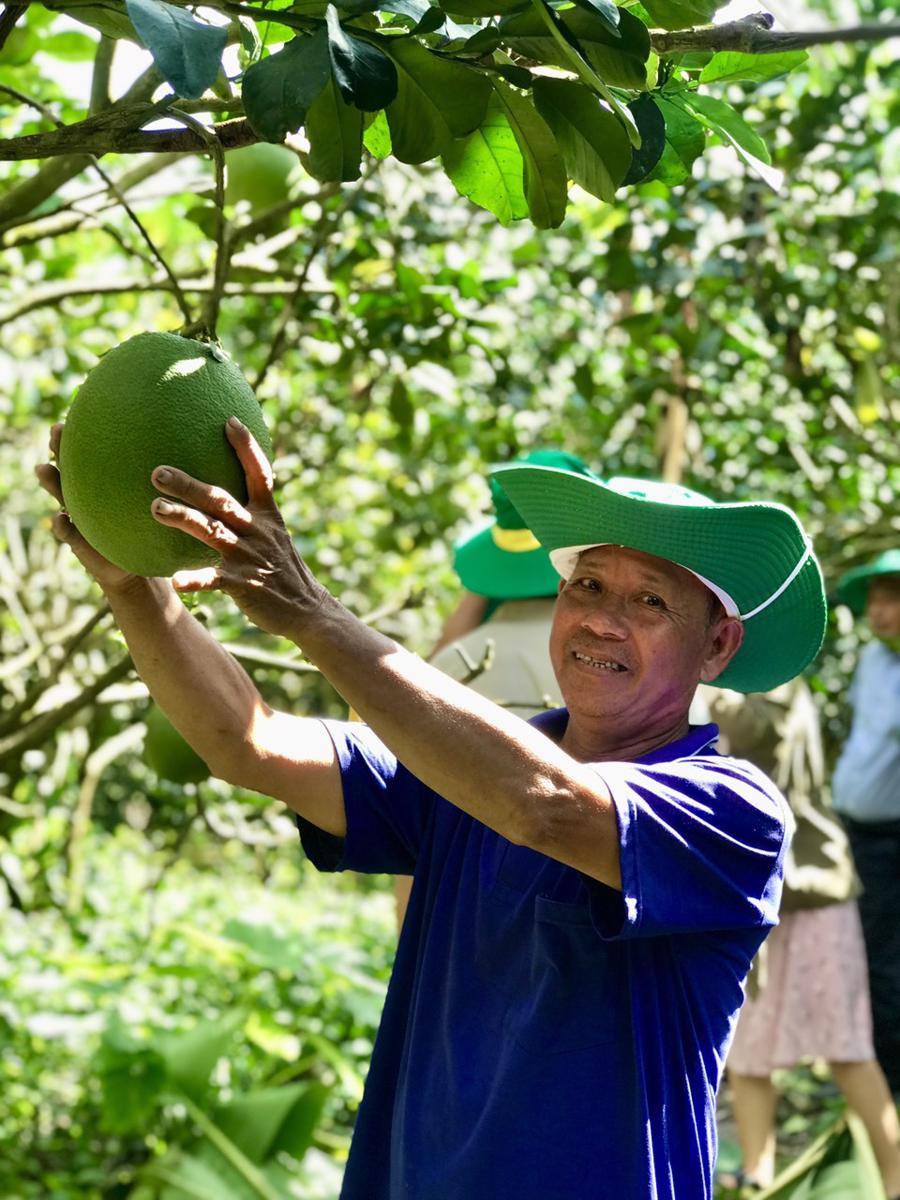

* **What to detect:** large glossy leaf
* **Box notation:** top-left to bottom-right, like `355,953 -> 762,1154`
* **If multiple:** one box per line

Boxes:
442,91 -> 529,223
621,93 -> 665,185
215,1081 -> 330,1165
649,96 -> 705,185
498,7 -> 650,90
700,50 -> 808,85
382,40 -> 492,163
533,77 -> 631,202
639,0 -> 716,29
242,32 -> 332,143
568,0 -> 620,37
675,92 -> 779,187
125,0 -> 227,99
304,78 -> 365,180
437,0 -> 532,16
325,5 -> 398,111
491,78 -> 567,229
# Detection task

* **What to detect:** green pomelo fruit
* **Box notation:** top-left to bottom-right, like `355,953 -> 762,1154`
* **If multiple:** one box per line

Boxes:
225,143 -> 296,210
59,331 -> 272,577
144,704 -> 210,785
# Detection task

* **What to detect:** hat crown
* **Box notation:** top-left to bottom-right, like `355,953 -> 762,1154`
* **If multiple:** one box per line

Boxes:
491,450 -> 593,529
607,476 -> 713,507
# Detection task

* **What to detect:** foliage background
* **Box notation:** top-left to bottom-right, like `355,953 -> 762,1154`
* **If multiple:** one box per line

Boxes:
0,0 -> 898,1195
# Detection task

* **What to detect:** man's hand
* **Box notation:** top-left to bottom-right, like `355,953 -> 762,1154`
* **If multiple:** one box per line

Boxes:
149,417 -> 328,640
36,423 -> 138,593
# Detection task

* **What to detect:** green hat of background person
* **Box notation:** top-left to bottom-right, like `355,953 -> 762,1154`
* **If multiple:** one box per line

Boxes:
834,549 -> 900,616
454,450 -> 596,600
490,466 -> 827,693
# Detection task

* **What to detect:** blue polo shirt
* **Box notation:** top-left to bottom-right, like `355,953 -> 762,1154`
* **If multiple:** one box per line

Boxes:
297,712 -> 788,1200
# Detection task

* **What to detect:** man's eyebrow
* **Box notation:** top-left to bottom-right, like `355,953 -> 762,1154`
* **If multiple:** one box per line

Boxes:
574,556 -> 678,592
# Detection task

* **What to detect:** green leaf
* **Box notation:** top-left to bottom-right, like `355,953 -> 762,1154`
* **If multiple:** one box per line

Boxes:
650,95 -> 705,185
442,94 -> 527,223
215,1082 -> 330,1165
675,92 -> 779,186
568,0 -> 620,37
639,0 -> 716,29
242,32 -> 332,143
124,0 -> 227,100
533,77 -> 631,202
363,109 -> 393,158
498,7 -> 650,90
41,31 -> 101,61
325,5 -> 398,112
382,39 -> 492,163
41,0 -> 139,42
156,1013 -> 244,1101
491,78 -> 567,229
304,77 -> 364,181
700,50 -> 808,85
94,1015 -> 167,1134
438,0 -> 533,15
621,93 -> 665,185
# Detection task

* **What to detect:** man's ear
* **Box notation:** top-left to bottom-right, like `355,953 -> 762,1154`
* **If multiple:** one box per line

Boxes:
700,617 -> 745,684
557,578 -> 566,595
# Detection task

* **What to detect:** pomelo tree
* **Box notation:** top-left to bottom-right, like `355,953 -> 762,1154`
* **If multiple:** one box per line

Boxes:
0,2 -> 897,1195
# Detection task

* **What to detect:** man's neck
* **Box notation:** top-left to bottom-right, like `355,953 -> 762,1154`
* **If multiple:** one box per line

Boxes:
559,713 -> 693,764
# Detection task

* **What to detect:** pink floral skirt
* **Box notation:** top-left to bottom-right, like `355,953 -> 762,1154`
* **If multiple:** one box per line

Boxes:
728,901 -> 875,1075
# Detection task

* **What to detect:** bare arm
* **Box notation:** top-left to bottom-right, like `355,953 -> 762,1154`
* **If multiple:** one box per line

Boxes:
146,421 -> 621,889
429,590 -> 489,657
37,426 -> 345,835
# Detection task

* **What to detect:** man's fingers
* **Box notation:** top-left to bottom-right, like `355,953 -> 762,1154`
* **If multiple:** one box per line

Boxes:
35,463 -> 64,506
226,418 -> 275,506
49,423 -> 63,459
172,567 -> 221,593
151,466 -> 252,529
151,497 -> 239,550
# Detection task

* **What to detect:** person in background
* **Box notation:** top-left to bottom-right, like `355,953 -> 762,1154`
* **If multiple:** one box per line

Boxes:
831,549 -> 900,1097
702,679 -> 900,1197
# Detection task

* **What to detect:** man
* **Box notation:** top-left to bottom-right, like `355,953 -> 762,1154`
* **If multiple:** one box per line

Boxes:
831,549 -> 900,1096
38,423 -> 827,1199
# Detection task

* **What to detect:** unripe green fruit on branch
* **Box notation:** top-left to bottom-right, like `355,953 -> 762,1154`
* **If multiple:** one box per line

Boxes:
59,331 -> 272,578
225,143 -> 297,211
144,704 -> 210,785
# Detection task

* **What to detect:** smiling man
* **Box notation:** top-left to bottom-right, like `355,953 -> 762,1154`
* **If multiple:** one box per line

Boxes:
39,431 -> 826,1200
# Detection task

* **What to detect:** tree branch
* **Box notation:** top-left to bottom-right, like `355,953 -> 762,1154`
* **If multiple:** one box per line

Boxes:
651,15 -> 900,56
0,276 -> 316,327
0,114 -> 256,161
0,2 -> 27,53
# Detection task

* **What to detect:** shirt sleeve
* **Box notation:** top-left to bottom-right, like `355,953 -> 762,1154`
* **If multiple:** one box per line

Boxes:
589,756 -> 788,939
296,719 -> 434,876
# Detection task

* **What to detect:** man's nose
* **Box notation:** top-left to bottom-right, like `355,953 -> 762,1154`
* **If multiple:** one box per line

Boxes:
580,593 -> 630,638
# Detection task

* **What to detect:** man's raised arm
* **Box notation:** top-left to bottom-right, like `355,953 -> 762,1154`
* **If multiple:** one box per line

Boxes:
37,425 -> 345,837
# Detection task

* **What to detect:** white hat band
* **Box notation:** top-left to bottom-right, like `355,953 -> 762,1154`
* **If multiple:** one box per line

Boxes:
549,538 -> 814,622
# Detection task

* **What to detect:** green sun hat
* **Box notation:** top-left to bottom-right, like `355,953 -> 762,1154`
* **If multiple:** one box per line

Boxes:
834,549 -> 900,615
490,467 -> 827,693
454,450 -> 596,599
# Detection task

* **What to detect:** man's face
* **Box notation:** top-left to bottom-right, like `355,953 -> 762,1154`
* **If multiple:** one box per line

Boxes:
866,576 -> 900,645
549,545 -> 740,737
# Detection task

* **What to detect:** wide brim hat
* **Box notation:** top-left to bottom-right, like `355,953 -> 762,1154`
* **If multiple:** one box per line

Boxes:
834,549 -> 900,615
491,467 -> 827,693
454,450 -> 594,600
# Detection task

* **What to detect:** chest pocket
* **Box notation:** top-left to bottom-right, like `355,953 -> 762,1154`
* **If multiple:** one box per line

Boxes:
477,840 -> 629,1055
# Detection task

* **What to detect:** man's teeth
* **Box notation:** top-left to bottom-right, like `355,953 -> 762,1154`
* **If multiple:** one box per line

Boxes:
574,652 -> 625,672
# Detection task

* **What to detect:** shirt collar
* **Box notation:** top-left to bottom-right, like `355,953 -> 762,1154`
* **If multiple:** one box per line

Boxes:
528,708 -> 720,765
